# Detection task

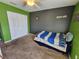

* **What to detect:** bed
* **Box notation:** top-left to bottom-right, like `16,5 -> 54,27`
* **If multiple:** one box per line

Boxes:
34,31 -> 73,53
34,37 -> 67,52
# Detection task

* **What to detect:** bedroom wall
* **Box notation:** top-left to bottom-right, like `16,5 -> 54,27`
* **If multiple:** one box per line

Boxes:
0,24 -> 3,40
70,2 -> 79,59
30,6 -> 74,33
0,2 -> 30,42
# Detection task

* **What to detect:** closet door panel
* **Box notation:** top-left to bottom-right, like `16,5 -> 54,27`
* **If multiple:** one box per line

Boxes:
7,11 -> 28,40
7,12 -> 16,40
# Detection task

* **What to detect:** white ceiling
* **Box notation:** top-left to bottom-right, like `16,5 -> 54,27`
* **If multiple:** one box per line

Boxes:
0,0 -> 79,12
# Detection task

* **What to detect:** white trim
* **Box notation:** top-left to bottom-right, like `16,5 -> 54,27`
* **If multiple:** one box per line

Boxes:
0,48 -> 3,59
69,55 -> 71,59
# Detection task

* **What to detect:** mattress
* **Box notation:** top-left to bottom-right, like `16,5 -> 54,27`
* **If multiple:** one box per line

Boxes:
34,37 -> 67,52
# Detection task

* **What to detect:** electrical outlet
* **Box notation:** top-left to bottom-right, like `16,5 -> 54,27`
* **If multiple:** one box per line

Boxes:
75,55 -> 78,59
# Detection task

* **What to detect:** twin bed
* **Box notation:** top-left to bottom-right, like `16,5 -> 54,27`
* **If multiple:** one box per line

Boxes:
34,31 -> 73,53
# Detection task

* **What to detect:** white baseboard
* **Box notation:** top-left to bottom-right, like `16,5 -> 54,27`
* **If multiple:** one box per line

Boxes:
69,55 -> 71,59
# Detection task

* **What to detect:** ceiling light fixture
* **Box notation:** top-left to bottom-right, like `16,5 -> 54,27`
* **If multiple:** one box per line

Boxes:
25,0 -> 36,6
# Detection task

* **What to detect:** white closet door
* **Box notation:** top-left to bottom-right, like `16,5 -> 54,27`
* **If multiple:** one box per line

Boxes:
7,11 -> 28,40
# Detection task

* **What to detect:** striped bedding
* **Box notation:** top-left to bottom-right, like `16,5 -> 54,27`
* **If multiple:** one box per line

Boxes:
34,31 -> 67,52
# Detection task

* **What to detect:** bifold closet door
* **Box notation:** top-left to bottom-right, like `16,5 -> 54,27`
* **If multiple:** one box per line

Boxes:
7,11 -> 28,40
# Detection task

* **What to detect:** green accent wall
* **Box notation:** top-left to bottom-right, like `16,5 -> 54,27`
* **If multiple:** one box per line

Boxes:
0,2 -> 30,42
70,2 -> 79,59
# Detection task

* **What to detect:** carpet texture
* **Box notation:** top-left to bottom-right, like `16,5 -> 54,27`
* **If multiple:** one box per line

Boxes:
2,34 -> 68,59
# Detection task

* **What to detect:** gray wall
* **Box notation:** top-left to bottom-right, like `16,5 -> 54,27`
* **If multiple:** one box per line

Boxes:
30,6 -> 74,33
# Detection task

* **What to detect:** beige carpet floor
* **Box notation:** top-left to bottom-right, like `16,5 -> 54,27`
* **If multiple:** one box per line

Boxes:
2,34 -> 68,59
